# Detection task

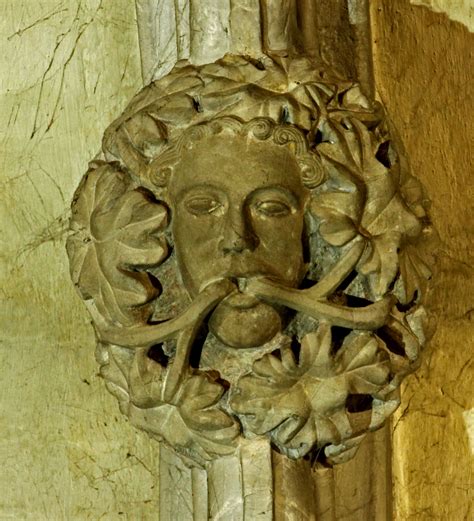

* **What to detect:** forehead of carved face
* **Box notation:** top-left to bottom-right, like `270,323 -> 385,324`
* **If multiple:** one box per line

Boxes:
169,134 -> 309,297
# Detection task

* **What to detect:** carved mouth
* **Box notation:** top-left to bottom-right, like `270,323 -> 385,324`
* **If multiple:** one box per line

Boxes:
224,278 -> 261,309
223,292 -> 260,309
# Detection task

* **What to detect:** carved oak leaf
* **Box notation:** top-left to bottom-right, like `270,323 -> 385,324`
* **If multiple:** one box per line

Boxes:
398,242 -> 432,305
311,118 -> 421,298
118,348 -> 239,463
231,323 -> 391,459
67,163 -> 168,327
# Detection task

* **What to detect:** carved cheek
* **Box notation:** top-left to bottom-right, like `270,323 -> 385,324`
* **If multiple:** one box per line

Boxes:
172,210 -> 227,292
251,214 -> 305,282
175,212 -> 223,257
254,213 -> 302,247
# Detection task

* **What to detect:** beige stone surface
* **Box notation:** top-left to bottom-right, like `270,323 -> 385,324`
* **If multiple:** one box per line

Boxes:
0,2 -> 162,519
372,1 -> 474,519
1,1 -> 472,520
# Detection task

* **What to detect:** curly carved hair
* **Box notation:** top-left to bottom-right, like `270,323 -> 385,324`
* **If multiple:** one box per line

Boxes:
100,55 -> 381,194
142,116 -> 325,191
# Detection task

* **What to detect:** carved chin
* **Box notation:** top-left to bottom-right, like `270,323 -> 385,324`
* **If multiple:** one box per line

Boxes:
208,299 -> 282,349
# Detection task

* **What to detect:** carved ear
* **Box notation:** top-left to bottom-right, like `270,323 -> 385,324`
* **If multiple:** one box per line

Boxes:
103,111 -> 169,175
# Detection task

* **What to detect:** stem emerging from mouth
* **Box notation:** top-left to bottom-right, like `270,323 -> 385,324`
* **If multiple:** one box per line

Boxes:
244,278 -> 393,331
94,279 -> 236,348
241,236 -> 392,330
230,236 -> 392,331
306,237 -> 366,298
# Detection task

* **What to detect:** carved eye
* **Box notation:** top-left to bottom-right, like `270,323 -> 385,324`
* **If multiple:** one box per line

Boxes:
254,200 -> 292,217
184,195 -> 223,216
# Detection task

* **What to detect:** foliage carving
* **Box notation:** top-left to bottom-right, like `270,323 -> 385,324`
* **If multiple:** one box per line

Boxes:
67,56 -> 430,467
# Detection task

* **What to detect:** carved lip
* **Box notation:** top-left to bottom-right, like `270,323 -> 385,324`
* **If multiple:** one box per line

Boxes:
203,275 -> 281,309
223,292 -> 261,309
221,276 -> 262,309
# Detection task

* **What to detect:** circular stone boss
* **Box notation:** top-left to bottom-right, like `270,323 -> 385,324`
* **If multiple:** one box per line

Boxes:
67,55 -> 430,464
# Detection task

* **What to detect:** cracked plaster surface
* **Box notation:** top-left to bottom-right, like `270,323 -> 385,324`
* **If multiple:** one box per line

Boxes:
0,2 -> 161,520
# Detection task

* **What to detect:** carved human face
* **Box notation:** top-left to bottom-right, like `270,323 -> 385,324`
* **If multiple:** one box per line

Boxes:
170,134 -> 309,347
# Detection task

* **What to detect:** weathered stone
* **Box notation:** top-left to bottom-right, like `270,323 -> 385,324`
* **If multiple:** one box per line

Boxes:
67,52 -> 429,518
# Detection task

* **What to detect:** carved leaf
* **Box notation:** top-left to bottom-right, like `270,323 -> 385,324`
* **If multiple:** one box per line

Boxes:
126,349 -> 239,463
231,323 -> 391,458
99,343 -> 134,414
398,243 -> 432,304
67,163 -> 168,326
311,118 -> 422,297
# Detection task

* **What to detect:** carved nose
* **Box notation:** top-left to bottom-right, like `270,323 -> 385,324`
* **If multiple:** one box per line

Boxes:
222,235 -> 251,254
221,209 -> 258,255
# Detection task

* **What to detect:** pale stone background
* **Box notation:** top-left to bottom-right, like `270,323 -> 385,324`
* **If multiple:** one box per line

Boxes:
0,2 -> 162,520
0,1 -> 472,519
411,0 -> 474,30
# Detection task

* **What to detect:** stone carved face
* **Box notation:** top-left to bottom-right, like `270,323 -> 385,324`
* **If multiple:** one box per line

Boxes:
170,134 -> 308,347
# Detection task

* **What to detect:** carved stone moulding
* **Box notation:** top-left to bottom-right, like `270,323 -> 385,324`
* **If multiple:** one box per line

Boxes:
67,55 -> 430,469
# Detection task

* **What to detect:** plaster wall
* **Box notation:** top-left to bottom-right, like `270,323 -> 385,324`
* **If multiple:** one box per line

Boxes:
0,1 -> 472,519
1,2 -> 162,519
